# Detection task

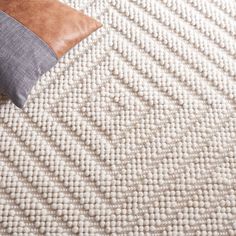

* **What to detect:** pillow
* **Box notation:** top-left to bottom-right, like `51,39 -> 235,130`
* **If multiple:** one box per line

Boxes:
0,0 -> 101,108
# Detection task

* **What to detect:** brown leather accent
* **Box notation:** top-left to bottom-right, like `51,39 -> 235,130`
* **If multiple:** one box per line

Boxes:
0,0 -> 102,58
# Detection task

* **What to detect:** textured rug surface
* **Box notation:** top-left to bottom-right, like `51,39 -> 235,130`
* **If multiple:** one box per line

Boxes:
0,0 -> 236,235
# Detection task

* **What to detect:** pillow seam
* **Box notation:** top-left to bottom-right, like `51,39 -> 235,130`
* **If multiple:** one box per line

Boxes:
0,10 -> 58,61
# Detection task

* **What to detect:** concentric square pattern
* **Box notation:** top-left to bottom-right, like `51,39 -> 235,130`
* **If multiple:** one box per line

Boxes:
0,0 -> 236,235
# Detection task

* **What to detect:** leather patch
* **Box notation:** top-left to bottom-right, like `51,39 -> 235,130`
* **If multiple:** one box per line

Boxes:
0,0 -> 102,58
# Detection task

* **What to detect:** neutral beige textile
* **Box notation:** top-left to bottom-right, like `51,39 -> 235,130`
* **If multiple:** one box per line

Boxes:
0,0 -> 236,235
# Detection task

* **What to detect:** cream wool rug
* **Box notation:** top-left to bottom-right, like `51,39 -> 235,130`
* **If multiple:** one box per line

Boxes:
0,0 -> 236,235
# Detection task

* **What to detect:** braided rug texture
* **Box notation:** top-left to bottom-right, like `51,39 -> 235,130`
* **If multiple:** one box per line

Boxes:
0,0 -> 236,235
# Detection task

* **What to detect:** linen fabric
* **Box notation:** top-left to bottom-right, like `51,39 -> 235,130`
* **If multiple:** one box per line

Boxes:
0,11 -> 57,108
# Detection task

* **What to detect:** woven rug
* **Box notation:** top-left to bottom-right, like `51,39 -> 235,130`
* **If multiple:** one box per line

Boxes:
0,0 -> 236,235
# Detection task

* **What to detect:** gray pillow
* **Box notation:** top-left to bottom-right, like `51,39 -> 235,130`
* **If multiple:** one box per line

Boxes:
0,11 -> 57,108
0,0 -> 101,108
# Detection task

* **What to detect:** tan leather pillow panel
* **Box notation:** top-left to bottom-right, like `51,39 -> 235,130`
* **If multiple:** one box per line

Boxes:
0,0 -> 102,58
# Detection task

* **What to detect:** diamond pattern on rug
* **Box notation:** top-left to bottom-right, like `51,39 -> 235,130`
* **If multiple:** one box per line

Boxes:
0,0 -> 236,235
